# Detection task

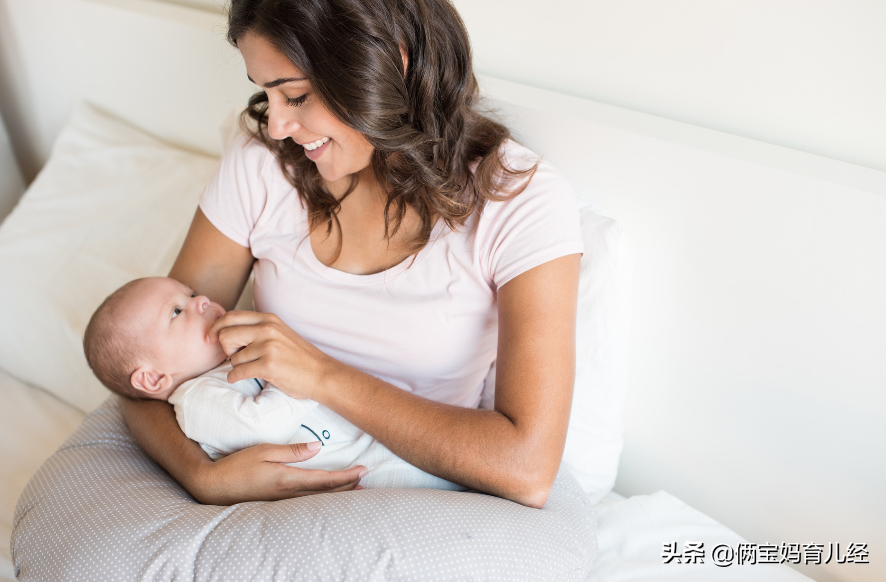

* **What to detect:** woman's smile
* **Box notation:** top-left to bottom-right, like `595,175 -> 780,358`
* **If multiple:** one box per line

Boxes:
302,137 -> 331,160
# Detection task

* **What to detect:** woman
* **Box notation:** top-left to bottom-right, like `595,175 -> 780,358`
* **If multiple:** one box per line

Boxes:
121,0 -> 582,509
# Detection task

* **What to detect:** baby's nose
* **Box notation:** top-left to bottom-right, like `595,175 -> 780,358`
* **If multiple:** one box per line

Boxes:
193,295 -> 211,313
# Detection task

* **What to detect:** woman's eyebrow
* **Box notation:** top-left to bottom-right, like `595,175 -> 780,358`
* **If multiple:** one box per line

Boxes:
246,74 -> 307,88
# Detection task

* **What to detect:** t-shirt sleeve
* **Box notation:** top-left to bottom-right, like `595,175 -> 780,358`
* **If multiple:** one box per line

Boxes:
478,144 -> 585,289
199,133 -> 274,248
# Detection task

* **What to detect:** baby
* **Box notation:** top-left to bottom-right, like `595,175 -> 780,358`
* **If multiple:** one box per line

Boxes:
83,277 -> 463,491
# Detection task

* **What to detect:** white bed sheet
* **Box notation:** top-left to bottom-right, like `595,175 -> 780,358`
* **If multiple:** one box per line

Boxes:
0,370 -> 812,582
587,491 -> 812,581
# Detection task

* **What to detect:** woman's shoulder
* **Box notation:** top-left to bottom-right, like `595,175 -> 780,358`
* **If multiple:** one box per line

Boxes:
200,132 -> 295,246
482,139 -> 580,217
209,132 -> 295,204
222,132 -> 280,178
469,140 -> 584,288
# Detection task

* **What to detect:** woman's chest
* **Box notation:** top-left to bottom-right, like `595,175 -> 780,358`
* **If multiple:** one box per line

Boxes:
309,210 -> 419,277
247,200 -> 498,398
309,185 -> 423,277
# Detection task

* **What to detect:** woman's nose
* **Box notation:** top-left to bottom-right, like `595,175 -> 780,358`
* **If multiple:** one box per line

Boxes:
267,99 -> 301,140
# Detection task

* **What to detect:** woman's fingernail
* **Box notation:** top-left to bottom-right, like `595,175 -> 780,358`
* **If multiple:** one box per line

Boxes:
307,441 -> 322,451
355,485 -> 364,490
358,469 -> 368,478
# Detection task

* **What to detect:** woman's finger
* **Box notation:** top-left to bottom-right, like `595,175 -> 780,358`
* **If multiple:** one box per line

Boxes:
282,471 -> 365,493
255,444 -> 367,481
217,323 -> 283,358
216,325 -> 259,357
270,462 -> 367,492
209,309 -> 271,337
226,357 -> 269,384
228,341 -> 265,369
290,482 -> 362,496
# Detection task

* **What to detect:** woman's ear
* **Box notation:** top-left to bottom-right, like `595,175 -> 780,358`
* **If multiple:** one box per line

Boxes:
131,366 -> 173,397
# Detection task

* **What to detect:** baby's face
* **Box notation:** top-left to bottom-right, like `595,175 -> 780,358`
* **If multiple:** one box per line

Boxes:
126,278 -> 227,385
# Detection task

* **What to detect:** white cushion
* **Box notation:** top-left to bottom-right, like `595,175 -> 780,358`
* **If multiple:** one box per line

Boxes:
0,103 -> 220,413
568,203 -> 631,504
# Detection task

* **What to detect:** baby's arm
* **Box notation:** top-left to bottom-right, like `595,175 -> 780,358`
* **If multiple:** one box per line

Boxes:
169,376 -> 318,458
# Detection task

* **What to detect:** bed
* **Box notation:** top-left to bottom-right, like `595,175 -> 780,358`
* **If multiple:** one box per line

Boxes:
3,0 -> 883,580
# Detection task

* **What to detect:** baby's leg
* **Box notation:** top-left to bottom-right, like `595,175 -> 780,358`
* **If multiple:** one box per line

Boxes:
357,441 -> 466,491
283,406 -> 465,491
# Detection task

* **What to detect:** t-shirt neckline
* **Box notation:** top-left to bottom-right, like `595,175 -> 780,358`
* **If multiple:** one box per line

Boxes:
302,218 -> 446,285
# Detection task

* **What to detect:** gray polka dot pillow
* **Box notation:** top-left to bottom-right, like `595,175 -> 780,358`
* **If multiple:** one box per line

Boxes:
12,397 -> 598,581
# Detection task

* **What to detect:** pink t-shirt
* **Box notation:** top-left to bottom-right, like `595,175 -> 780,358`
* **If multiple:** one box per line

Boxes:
200,135 -> 584,408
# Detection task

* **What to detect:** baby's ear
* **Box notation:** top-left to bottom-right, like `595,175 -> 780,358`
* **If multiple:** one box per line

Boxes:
130,366 -> 173,397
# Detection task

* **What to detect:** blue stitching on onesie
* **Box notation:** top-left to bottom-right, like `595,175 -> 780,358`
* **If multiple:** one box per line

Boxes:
300,424 -> 325,446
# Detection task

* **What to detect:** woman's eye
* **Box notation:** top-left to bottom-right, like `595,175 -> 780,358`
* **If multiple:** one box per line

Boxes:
286,94 -> 308,107
172,307 -> 182,319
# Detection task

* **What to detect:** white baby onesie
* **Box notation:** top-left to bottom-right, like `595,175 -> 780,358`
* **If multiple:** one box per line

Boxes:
168,363 -> 464,491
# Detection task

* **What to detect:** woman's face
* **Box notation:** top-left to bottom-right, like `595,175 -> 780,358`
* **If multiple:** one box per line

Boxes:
238,32 -> 375,186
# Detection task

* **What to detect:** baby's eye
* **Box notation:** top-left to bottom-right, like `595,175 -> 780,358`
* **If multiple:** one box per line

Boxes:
190,293 -> 196,298
172,307 -> 182,319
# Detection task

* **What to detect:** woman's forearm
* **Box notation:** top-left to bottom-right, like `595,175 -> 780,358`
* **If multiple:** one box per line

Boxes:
317,366 -> 567,508
119,398 -> 214,498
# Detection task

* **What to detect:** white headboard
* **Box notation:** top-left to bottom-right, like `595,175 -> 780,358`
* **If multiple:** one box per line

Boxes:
4,2 -> 884,581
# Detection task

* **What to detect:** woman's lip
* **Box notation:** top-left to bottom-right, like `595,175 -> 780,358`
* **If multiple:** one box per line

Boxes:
304,138 -> 330,161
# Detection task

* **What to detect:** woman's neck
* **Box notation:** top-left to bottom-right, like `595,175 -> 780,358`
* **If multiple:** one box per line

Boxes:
312,170 -> 423,275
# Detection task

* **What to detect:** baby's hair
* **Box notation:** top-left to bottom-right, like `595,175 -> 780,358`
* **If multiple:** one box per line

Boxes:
83,279 -> 149,400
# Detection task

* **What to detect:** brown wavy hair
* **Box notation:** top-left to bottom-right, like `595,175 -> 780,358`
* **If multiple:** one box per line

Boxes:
227,0 -> 538,258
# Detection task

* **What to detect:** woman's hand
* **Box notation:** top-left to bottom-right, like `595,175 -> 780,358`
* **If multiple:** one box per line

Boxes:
210,311 -> 341,401
193,442 -> 365,505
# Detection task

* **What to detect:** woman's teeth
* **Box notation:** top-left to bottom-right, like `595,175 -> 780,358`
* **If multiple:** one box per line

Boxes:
303,137 -> 330,151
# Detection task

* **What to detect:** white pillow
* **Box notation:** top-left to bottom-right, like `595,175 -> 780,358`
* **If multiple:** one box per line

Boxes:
0,103 -> 220,413
567,203 -> 632,504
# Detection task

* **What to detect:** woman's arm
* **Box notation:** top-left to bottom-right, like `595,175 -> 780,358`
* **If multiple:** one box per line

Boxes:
120,209 -> 365,504
168,208 -> 255,310
219,253 -> 581,507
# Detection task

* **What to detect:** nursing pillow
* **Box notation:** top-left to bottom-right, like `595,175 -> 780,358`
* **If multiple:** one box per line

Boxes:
2,103 -> 629,579
12,398 -> 596,581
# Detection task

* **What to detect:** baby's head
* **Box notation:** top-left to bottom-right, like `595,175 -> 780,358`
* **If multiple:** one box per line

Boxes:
83,277 -> 227,400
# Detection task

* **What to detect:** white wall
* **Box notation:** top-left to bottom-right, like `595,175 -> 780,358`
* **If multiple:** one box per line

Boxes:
0,0 -> 252,183
453,0 -> 886,173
